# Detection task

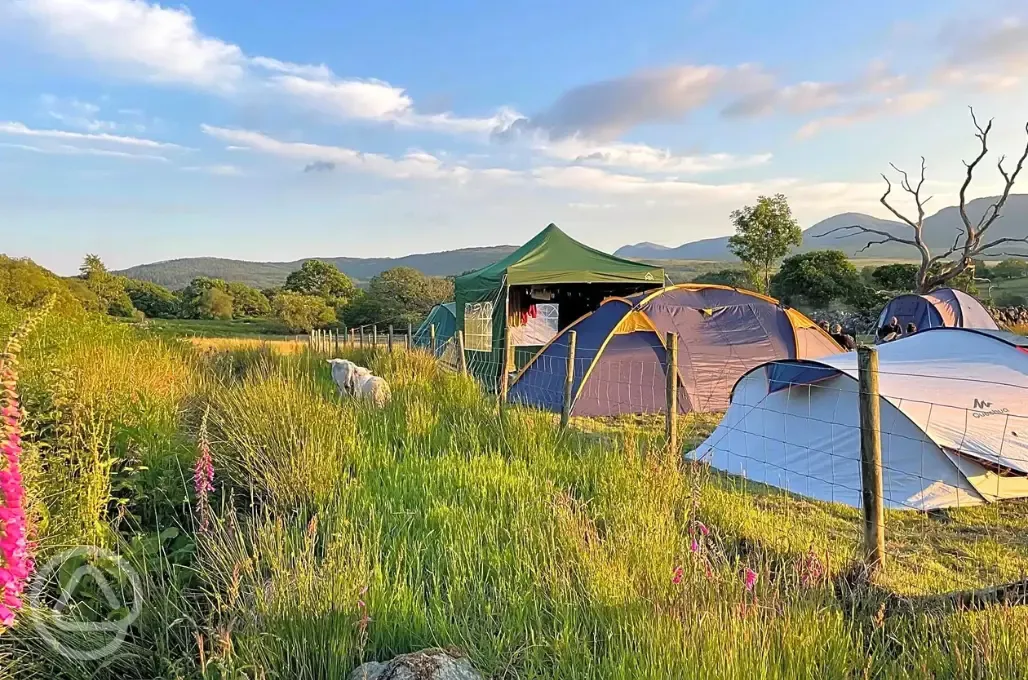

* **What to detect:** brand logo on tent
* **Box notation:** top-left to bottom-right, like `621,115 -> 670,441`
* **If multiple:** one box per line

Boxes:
972,397 -> 1009,419
644,273 -> 654,281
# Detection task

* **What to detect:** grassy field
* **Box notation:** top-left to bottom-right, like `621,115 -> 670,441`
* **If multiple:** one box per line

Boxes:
2,306 -> 1028,678
135,316 -> 296,338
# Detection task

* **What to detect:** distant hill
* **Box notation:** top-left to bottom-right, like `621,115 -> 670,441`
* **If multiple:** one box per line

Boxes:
116,246 -> 519,290
118,195 -> 1027,289
616,195 -> 1028,261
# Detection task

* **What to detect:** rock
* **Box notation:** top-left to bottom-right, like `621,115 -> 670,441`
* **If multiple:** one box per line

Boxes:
349,649 -> 484,680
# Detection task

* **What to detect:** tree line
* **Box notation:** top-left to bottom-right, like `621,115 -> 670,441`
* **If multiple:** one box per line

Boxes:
695,190 -> 1027,313
1,255 -> 455,333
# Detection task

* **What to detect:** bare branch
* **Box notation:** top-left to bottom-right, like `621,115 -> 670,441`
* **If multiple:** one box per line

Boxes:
973,121 -> 1028,243
976,235 -> 1028,256
878,175 -> 920,230
928,229 -> 966,267
958,106 -> 993,241
814,224 -> 916,247
856,237 -> 897,253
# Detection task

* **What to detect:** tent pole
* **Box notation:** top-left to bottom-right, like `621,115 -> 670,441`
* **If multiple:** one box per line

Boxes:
858,345 -> 886,575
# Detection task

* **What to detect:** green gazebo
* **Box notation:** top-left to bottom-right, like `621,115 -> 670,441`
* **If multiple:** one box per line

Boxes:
454,223 -> 664,391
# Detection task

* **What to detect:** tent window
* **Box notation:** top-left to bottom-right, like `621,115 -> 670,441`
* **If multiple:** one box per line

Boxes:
465,302 -> 494,352
510,303 -> 559,346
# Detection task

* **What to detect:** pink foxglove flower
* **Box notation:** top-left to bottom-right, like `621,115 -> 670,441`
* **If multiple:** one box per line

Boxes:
193,409 -> 215,532
743,567 -> 758,592
0,297 -> 53,627
671,565 -> 684,585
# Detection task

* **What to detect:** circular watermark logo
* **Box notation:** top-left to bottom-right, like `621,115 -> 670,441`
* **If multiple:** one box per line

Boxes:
26,546 -> 143,661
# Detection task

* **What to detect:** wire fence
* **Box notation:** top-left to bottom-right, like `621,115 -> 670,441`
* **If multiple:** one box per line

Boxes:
306,317 -> 1028,601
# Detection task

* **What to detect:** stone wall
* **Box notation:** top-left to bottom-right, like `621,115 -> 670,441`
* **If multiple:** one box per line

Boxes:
993,306 -> 1028,329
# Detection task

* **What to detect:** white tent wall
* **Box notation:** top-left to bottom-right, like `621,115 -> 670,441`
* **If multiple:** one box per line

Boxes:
690,329 -> 1028,511
692,369 -> 988,510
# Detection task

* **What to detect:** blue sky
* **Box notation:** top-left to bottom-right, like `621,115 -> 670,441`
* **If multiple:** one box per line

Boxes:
1,0 -> 1027,274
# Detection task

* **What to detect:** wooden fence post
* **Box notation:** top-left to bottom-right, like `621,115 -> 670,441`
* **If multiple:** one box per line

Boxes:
456,330 -> 468,374
858,345 -> 886,574
430,324 -> 437,356
665,332 -> 679,454
388,325 -> 394,353
360,327 -> 365,349
499,339 -> 512,407
338,327 -> 345,353
373,325 -> 378,350
407,323 -> 413,351
561,331 -> 577,428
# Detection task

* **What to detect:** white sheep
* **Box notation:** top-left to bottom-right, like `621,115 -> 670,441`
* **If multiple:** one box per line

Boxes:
326,359 -> 392,407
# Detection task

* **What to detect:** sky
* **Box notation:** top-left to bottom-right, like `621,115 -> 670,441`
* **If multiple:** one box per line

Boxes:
2,0 -> 1028,274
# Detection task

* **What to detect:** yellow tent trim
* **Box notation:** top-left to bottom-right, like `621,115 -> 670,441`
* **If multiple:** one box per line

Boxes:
613,310 -> 659,334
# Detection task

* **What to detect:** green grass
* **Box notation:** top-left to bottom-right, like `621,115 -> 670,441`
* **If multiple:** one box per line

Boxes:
3,304 -> 1028,678
136,316 -> 296,339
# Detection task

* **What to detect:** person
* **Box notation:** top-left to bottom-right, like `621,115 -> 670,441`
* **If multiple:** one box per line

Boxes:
878,316 -> 902,342
906,322 -> 917,336
818,320 -> 831,333
831,324 -> 857,351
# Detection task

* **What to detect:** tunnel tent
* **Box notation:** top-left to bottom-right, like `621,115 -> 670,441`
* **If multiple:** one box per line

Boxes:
690,328 -> 1028,511
413,302 -> 456,356
454,223 -> 664,389
508,284 -> 843,417
877,288 -> 998,339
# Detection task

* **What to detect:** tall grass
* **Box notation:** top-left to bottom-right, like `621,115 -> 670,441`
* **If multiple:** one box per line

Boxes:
3,304 -> 1028,678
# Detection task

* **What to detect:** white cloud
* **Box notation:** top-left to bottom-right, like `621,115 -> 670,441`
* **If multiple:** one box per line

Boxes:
538,135 -> 772,174
721,61 -> 908,118
6,0 -> 245,89
200,125 -> 470,180
0,120 -> 183,148
250,56 -> 332,81
181,164 -> 243,175
41,94 -> 119,132
795,91 -> 940,139
269,74 -> 414,120
933,17 -> 1028,92
0,140 -> 168,161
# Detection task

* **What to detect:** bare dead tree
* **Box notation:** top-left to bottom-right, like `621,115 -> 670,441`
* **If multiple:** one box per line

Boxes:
816,107 -> 1028,294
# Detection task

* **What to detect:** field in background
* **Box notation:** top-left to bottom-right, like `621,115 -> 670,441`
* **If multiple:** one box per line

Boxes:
138,316 -> 294,338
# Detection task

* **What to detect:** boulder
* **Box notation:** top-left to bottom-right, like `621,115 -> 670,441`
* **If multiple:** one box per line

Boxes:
349,649 -> 483,680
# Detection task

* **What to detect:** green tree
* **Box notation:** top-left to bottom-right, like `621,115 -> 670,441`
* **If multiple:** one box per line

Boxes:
273,291 -> 337,332
0,256 -> 86,315
360,267 -> 454,327
992,259 -> 1028,280
870,263 -> 918,292
181,277 -> 229,318
691,268 -> 759,291
122,279 -> 181,318
770,250 -> 860,308
727,194 -> 802,294
226,282 -> 271,318
79,254 -> 133,316
195,287 -> 234,320
284,260 -> 357,305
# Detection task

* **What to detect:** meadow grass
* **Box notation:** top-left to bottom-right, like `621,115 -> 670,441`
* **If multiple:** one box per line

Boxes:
3,305 -> 1028,678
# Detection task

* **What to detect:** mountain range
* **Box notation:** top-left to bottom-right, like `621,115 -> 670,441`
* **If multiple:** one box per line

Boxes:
116,195 -> 1028,290
616,195 -> 1028,260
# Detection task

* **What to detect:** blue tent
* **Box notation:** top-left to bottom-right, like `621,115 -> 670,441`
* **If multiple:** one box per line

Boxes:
508,284 -> 842,417
413,303 -> 456,356
877,288 -> 997,340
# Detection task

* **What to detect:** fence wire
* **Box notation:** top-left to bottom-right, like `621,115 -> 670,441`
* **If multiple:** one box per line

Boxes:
307,320 -> 1028,594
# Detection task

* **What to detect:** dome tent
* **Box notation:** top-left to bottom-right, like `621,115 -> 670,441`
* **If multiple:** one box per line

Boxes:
877,288 -> 997,338
508,284 -> 842,418
413,303 -> 456,356
690,328 -> 1028,511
